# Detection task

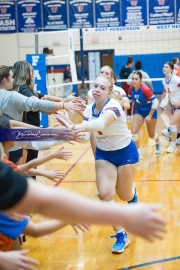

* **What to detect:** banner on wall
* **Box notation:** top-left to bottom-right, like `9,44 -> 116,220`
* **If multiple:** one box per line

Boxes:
176,0 -> 180,23
17,0 -> 42,32
43,0 -> 68,30
26,54 -> 48,127
121,0 -> 147,26
149,0 -> 175,25
0,0 -> 16,33
95,0 -> 121,28
69,0 -> 94,28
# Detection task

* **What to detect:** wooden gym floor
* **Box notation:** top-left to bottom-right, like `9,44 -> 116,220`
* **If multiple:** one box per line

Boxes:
23,105 -> 180,270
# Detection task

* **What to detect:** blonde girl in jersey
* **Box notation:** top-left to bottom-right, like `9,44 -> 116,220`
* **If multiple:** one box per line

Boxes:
87,65 -> 130,155
55,76 -> 139,254
161,62 -> 180,153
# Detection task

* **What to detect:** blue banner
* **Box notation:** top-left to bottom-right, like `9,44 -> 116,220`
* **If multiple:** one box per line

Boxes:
121,0 -> 147,26
95,0 -> 121,27
26,54 -> 48,127
149,0 -> 175,25
0,0 -> 16,33
17,0 -> 42,32
69,0 -> 94,28
43,0 -> 68,30
176,0 -> 180,23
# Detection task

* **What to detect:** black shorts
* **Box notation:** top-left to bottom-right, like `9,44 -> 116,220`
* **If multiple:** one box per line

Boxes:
0,162 -> 28,210
9,149 -> 23,164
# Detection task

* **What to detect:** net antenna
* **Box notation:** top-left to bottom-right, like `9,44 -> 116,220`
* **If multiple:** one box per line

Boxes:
34,29 -> 78,96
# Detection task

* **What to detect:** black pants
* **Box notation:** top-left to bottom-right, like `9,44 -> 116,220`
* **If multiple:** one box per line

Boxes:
26,149 -> 38,180
9,149 -> 23,164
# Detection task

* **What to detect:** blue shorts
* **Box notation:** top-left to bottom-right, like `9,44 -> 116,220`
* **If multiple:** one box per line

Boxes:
0,212 -> 29,240
95,140 -> 138,167
135,109 -> 157,119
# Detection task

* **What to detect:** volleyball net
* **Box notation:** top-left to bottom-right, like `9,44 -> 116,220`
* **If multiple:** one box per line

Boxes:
35,24 -> 180,96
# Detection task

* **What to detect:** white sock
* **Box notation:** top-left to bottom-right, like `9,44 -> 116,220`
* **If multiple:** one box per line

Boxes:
115,229 -> 125,234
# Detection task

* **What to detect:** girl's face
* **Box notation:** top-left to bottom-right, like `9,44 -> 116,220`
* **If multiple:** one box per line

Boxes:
163,64 -> 173,75
92,77 -> 111,101
132,74 -> 142,88
5,70 -> 14,90
99,66 -> 113,80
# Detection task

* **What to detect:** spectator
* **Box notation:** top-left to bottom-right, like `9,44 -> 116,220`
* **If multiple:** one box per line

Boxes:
63,65 -> 72,97
76,61 -> 88,97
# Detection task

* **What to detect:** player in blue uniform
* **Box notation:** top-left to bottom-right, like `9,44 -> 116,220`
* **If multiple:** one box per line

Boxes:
128,71 -> 162,159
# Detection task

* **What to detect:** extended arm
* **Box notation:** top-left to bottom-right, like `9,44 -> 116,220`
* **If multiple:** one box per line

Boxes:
5,178 -> 166,242
56,111 -> 116,132
19,148 -> 72,174
23,219 -> 68,238
25,169 -> 65,182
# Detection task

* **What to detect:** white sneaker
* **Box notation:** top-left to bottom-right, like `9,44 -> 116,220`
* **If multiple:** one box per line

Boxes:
161,129 -> 171,141
176,138 -> 180,145
166,142 -> 177,153
155,140 -> 162,154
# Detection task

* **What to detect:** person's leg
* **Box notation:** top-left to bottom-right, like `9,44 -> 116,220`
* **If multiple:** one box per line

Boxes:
22,149 -> 28,164
113,145 -> 138,254
166,110 -> 180,152
26,150 -> 39,180
131,114 -> 144,159
9,149 -> 23,166
116,164 -> 137,202
146,118 -> 162,154
83,83 -> 88,96
95,159 -> 128,253
64,84 -> 72,97
77,83 -> 82,97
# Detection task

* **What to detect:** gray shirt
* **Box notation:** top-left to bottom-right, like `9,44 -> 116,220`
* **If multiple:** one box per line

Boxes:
0,89 -> 54,121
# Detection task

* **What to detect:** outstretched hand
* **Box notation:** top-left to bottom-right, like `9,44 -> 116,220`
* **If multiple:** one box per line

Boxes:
45,169 -> 66,181
0,249 -> 39,270
64,99 -> 84,114
55,111 -> 72,128
52,146 -> 72,161
71,224 -> 90,234
122,203 -> 166,242
66,93 -> 83,103
53,127 -> 74,141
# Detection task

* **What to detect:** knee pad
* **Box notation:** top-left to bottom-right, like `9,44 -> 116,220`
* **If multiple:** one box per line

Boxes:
153,133 -> 159,140
132,134 -> 138,142
170,125 -> 177,133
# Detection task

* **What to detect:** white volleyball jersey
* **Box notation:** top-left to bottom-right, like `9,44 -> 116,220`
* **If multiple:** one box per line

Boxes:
87,85 -> 127,103
83,98 -> 132,151
162,74 -> 180,105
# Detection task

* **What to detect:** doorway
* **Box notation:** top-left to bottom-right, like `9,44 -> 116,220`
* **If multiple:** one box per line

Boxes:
75,50 -> 114,89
